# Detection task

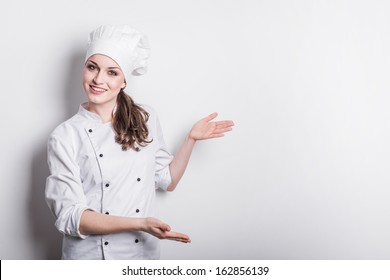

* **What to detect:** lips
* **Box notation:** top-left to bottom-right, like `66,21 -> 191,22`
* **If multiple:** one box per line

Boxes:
89,85 -> 107,95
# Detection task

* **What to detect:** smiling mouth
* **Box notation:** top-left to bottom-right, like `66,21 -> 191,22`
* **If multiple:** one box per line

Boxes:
89,85 -> 107,94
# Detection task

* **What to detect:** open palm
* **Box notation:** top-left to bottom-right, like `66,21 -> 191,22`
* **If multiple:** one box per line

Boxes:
189,112 -> 234,140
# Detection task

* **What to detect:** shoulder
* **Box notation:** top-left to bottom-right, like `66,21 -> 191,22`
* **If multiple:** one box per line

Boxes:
137,103 -> 160,124
138,103 -> 157,116
47,112 -> 91,158
136,103 -> 167,138
48,114 -> 84,144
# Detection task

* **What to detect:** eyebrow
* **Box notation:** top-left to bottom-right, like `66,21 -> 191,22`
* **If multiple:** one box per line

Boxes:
87,60 -> 121,69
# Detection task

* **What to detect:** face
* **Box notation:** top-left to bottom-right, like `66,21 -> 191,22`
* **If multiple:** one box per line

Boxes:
83,54 -> 126,107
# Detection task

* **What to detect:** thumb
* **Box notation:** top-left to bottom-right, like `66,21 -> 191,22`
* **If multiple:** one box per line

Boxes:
160,223 -> 171,232
204,112 -> 218,122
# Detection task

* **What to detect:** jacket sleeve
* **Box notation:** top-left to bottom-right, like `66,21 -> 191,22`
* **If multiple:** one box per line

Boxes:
45,133 -> 91,239
154,114 -> 174,191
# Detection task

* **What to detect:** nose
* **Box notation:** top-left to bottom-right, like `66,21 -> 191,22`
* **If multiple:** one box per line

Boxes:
93,71 -> 105,84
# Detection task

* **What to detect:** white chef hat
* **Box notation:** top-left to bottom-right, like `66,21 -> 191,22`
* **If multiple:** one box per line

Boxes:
85,24 -> 150,82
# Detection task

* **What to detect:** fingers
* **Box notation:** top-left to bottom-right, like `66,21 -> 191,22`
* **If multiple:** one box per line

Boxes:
204,112 -> 218,122
206,121 -> 234,137
164,231 -> 191,243
213,126 -> 233,134
216,120 -> 235,128
147,218 -> 190,242
208,134 -> 225,139
203,113 -> 235,132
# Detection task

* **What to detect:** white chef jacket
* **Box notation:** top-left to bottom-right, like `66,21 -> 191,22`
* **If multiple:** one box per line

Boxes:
45,102 -> 173,260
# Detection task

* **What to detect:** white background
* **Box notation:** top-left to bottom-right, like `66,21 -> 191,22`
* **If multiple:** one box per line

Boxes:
1,0 -> 390,259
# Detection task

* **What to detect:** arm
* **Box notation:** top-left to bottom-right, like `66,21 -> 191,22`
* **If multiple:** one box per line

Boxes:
46,132 -> 190,243
80,210 -> 191,243
167,112 -> 234,191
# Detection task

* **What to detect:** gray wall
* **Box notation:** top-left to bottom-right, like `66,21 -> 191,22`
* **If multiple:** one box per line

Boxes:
1,0 -> 390,259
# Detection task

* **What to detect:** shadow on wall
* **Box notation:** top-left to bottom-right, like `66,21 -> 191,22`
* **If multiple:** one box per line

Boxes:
28,50 -> 85,259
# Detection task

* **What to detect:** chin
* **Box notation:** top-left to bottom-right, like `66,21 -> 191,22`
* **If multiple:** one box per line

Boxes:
87,96 -> 105,104
87,93 -> 117,106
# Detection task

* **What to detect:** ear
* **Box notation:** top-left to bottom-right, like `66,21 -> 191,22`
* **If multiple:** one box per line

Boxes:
121,80 -> 126,90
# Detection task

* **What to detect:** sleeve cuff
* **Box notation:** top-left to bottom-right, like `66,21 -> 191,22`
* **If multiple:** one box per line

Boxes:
55,205 -> 95,239
155,165 -> 172,191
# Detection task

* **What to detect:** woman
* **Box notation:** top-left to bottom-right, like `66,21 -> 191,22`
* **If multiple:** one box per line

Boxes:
45,24 -> 234,260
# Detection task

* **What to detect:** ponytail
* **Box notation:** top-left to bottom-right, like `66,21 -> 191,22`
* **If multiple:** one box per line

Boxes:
112,90 -> 152,151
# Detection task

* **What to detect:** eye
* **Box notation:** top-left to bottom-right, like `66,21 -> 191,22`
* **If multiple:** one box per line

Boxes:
86,64 -> 96,71
108,70 -> 118,76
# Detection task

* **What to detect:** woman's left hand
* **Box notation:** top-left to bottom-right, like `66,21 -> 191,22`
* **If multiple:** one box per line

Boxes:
167,112 -> 234,191
189,112 -> 234,141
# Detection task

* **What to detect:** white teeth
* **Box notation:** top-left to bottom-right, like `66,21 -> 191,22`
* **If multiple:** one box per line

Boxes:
91,86 -> 106,92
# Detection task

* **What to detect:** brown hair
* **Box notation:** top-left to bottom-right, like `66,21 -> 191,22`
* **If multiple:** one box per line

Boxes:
112,89 -> 152,151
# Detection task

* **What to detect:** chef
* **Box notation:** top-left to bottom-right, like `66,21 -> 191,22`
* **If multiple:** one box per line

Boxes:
45,24 -> 234,259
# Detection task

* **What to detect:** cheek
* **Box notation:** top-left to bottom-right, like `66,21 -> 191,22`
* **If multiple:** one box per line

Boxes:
109,78 -> 125,90
83,70 -> 94,83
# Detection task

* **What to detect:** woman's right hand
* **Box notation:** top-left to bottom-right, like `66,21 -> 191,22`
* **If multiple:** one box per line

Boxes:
141,217 -> 191,243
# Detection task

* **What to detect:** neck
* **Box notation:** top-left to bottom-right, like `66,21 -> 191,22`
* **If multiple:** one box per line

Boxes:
87,101 -> 116,123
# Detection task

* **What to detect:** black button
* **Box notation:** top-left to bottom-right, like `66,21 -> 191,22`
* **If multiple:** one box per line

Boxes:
105,183 -> 110,188
136,209 -> 140,213
135,239 -> 139,243
105,212 -> 109,215
99,154 -> 103,157
135,147 -> 140,152
137,178 -> 141,182
88,129 -> 93,133
104,241 -> 109,246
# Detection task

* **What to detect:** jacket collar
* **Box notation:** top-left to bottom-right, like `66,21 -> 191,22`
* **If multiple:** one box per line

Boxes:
77,102 -> 104,122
